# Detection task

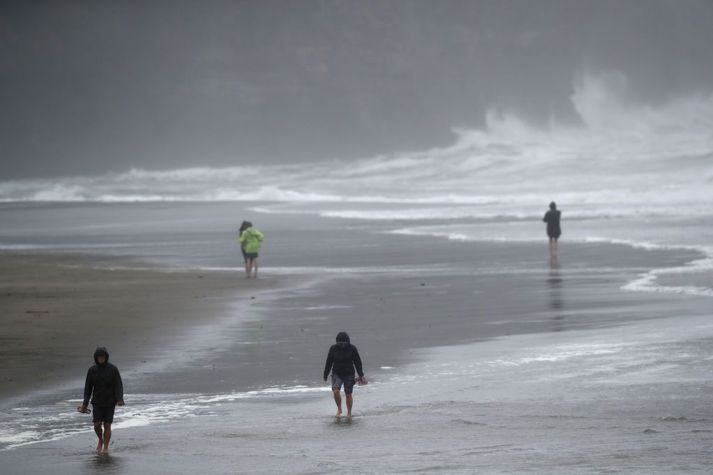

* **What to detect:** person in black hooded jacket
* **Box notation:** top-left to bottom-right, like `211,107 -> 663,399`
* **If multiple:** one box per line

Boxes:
323,332 -> 365,418
78,347 -> 124,453
543,201 -> 562,257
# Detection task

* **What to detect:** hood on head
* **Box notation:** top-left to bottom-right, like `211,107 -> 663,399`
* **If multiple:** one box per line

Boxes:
94,347 -> 109,365
336,332 -> 350,345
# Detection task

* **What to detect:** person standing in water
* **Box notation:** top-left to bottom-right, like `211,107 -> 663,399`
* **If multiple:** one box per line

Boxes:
238,221 -> 251,275
238,222 -> 263,278
77,347 -> 124,454
543,201 -> 562,257
323,332 -> 365,419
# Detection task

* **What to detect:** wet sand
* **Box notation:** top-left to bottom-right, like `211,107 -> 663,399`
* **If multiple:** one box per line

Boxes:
179,238 -> 702,393
0,255 -> 282,402
3,292 -> 712,474
0,239 -> 699,402
1,238 -> 710,473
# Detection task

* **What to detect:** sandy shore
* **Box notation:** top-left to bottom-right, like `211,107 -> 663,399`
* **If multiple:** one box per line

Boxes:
1,239 -> 697,403
1,237 -> 711,473
0,254 -> 280,402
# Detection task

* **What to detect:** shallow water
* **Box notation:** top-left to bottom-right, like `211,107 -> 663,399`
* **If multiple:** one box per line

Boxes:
1,202 -> 712,473
3,311 -> 712,473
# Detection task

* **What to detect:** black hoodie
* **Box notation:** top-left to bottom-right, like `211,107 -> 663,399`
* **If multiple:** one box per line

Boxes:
323,332 -> 364,380
543,209 -> 562,237
83,347 -> 124,407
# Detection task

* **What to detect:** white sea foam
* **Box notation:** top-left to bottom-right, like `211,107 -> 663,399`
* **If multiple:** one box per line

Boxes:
622,249 -> 713,298
0,385 -> 330,450
393,312 -> 713,394
1,74 -> 711,297
391,222 -> 713,298
0,72 -> 710,219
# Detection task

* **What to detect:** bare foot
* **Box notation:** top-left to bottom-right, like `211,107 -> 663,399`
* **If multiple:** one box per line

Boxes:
96,440 -> 103,453
101,444 -> 109,454
347,413 -> 352,420
335,409 -> 342,418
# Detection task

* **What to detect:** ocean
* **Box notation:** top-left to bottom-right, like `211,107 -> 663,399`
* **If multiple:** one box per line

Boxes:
1,75 -> 712,472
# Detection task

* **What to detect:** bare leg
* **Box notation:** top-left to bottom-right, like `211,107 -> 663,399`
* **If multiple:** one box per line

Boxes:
244,259 -> 250,277
346,394 -> 353,418
553,238 -> 558,256
101,423 -> 112,453
332,390 -> 342,417
101,423 -> 111,453
246,258 -> 254,278
253,259 -> 258,279
93,422 -> 103,453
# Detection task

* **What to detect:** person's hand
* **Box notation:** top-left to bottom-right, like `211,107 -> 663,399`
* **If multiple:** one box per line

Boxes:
117,400 -> 125,407
77,405 -> 90,413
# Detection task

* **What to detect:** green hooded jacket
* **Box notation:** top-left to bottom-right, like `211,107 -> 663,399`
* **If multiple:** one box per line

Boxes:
239,227 -> 264,253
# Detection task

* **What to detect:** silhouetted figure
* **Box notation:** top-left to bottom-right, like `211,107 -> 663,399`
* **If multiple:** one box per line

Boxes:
323,332 -> 365,419
543,202 -> 561,257
77,347 -> 124,454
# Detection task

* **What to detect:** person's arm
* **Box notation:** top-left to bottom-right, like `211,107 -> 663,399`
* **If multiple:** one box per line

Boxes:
353,347 -> 364,378
323,348 -> 334,381
238,232 -> 246,244
256,230 -> 264,242
81,368 -> 93,409
542,212 -> 549,223
114,367 -> 125,406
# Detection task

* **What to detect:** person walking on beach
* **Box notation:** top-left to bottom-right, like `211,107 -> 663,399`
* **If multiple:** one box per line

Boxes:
543,201 -> 562,257
323,332 -> 365,419
238,221 -> 251,274
77,347 -> 124,454
238,222 -> 263,278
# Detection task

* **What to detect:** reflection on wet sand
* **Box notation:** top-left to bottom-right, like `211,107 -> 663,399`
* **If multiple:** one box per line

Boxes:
547,257 -> 565,331
84,453 -> 122,474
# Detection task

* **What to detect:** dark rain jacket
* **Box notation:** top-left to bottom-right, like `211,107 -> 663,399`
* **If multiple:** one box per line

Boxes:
543,209 -> 562,238
324,341 -> 364,380
83,347 -> 124,407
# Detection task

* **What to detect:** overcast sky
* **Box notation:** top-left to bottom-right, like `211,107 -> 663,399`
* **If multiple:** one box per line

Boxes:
1,0 -> 712,179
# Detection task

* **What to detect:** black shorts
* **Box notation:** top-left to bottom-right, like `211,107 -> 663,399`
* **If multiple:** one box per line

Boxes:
331,374 -> 356,394
92,404 -> 116,423
245,252 -> 258,259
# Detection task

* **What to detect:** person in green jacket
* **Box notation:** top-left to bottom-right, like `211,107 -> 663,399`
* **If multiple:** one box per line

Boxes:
238,222 -> 264,278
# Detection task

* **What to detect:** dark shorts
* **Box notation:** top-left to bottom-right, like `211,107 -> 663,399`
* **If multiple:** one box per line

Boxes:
331,374 -> 356,394
92,404 -> 116,423
245,252 -> 258,259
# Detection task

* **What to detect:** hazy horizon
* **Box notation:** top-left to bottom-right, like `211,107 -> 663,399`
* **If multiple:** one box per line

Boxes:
2,0 -> 713,180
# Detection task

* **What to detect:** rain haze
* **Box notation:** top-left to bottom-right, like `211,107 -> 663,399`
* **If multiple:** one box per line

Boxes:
1,2 -> 713,474
1,0 -> 713,178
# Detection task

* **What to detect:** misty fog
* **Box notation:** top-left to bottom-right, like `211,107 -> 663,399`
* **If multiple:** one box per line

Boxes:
2,0 -> 713,179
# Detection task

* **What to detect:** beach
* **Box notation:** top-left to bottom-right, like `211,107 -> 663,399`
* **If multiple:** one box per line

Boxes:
0,254 -> 286,402
3,3 -> 713,472
0,202 -> 712,473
